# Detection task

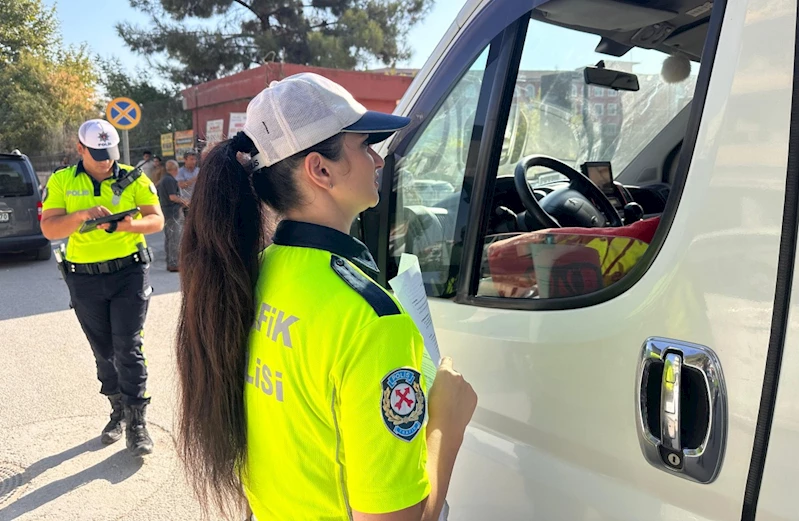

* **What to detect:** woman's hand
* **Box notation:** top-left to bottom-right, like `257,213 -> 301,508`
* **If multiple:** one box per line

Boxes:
426,357 -> 478,443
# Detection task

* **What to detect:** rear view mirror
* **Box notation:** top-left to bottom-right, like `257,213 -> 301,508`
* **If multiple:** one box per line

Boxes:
584,66 -> 639,92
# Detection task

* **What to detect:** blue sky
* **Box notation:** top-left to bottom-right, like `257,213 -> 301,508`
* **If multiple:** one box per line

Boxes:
46,0 -> 460,84
46,0 -> 679,87
518,21 -> 675,75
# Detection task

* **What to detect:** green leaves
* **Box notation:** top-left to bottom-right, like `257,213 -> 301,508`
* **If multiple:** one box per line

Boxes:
98,59 -> 192,152
0,0 -> 98,156
119,0 -> 435,86
0,0 -> 58,64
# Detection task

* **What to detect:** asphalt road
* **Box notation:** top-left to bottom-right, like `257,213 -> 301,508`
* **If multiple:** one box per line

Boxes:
0,232 -> 232,520
0,232 -> 181,321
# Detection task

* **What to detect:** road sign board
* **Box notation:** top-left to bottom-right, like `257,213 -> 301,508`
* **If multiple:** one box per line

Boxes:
160,133 -> 174,156
228,112 -> 246,138
174,130 -> 195,157
105,97 -> 141,130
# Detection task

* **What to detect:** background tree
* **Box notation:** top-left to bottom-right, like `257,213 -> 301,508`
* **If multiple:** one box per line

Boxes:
118,0 -> 434,86
0,0 -> 55,62
99,59 -> 192,157
0,0 -> 99,157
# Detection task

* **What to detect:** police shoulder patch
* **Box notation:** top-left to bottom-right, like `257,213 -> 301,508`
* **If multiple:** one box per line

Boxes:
41,187 -> 48,202
149,182 -> 157,194
381,367 -> 426,442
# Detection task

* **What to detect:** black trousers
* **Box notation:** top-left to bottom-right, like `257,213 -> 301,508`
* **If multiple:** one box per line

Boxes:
66,263 -> 152,406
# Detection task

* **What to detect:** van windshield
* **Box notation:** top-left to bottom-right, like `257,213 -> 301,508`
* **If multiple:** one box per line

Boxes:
498,19 -> 699,185
0,160 -> 34,197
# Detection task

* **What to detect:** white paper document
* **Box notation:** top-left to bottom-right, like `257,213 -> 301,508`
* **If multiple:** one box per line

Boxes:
388,253 -> 441,386
387,254 -> 450,520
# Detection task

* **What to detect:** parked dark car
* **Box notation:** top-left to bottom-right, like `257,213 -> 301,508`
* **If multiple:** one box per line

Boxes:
0,151 -> 51,260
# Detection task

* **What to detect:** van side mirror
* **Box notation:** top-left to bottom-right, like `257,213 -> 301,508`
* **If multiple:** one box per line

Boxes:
584,66 -> 640,92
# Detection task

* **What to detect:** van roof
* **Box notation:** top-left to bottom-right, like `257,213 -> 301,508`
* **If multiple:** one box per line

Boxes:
532,0 -> 710,61
456,0 -> 710,61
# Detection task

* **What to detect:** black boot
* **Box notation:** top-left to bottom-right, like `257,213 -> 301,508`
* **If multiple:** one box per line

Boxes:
125,403 -> 154,456
101,393 -> 124,445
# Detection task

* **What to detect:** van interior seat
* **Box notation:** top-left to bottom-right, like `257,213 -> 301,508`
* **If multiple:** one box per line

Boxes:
485,217 -> 660,298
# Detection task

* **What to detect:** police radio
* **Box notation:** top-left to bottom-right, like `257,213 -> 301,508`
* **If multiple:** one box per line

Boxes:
110,162 -> 147,206
54,243 -> 67,280
135,242 -> 154,265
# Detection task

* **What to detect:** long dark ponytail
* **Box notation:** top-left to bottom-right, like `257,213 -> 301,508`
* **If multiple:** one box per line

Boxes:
176,133 -> 262,516
175,131 -> 345,516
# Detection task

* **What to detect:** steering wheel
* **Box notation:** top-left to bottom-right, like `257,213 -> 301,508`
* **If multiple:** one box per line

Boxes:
514,155 -> 624,229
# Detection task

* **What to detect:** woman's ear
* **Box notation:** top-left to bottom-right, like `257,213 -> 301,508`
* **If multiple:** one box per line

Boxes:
303,152 -> 333,190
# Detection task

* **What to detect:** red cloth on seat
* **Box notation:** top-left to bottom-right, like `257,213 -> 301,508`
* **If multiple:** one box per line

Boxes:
547,216 -> 660,244
485,217 -> 661,298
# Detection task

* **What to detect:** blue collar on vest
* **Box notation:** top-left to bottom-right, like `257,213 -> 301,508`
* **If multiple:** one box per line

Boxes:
272,220 -> 379,276
74,161 -> 123,179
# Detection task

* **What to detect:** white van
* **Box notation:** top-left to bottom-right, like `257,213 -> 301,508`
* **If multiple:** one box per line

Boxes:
358,0 -> 799,519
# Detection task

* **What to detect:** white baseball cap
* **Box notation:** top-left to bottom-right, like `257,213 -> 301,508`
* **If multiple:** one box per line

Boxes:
243,73 -> 411,169
78,119 -> 121,161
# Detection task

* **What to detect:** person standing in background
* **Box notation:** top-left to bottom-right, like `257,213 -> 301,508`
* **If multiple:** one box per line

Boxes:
176,151 -> 199,218
157,159 -> 186,272
136,150 -> 156,178
150,156 -> 165,185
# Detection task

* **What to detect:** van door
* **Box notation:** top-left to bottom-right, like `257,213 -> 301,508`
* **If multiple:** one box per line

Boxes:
746,30 -> 799,519
367,0 -> 798,518
750,165 -> 799,521
0,157 -> 38,238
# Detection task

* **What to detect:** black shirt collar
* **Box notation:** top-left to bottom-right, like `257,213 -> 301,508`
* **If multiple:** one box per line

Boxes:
74,160 -> 121,179
272,220 -> 379,276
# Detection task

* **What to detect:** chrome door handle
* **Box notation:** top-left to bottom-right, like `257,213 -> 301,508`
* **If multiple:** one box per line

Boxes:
661,352 -> 682,453
637,338 -> 727,483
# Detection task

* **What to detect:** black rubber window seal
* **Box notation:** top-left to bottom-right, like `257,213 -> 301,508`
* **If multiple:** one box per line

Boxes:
741,9 -> 799,520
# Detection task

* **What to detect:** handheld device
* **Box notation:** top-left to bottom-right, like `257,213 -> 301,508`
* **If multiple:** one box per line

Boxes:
79,207 -> 140,234
581,161 -> 615,196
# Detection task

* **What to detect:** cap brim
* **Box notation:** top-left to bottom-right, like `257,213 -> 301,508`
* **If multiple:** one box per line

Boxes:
343,111 -> 411,144
87,146 -> 120,162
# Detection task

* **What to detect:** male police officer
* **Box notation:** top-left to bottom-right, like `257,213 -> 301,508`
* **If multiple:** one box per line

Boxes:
41,119 -> 165,456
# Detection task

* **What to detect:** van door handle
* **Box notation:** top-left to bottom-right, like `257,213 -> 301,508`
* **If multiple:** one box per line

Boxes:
661,352 -> 682,453
636,338 -> 728,483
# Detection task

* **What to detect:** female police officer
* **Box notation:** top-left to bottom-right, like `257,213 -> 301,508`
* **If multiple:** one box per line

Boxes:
41,119 -> 164,456
175,73 -> 477,520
